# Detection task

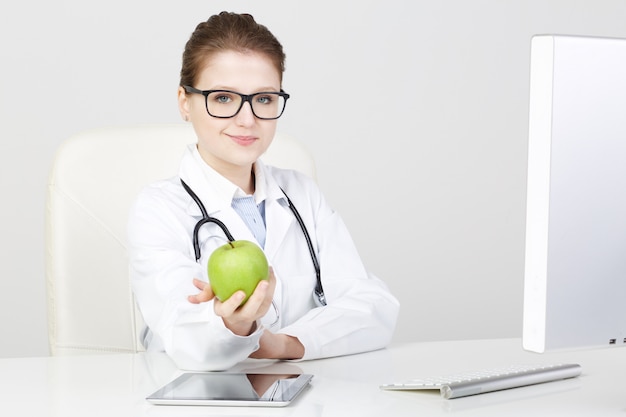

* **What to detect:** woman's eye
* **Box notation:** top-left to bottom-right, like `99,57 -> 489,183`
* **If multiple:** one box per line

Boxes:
215,95 -> 232,104
256,95 -> 273,105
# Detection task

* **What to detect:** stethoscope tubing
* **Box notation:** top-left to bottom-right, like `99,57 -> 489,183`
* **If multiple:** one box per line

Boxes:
180,178 -> 326,306
181,179 -> 235,256
279,189 -> 325,306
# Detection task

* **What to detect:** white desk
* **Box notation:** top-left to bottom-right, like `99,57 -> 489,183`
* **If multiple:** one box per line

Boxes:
1,338 -> 625,416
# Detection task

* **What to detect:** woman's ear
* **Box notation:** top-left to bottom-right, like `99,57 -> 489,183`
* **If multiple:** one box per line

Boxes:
177,86 -> 190,121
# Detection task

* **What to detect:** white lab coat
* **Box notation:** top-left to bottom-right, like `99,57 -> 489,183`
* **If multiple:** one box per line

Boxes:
128,144 -> 399,371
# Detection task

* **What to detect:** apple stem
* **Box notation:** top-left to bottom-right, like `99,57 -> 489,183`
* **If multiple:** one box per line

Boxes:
228,241 -> 235,249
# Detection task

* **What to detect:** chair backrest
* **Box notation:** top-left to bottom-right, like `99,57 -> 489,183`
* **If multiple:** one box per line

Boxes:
45,123 -> 316,355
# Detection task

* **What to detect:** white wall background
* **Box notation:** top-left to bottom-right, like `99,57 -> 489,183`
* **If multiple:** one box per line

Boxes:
2,0 -> 626,358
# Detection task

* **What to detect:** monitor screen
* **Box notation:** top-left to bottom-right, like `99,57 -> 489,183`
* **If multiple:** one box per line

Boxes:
522,34 -> 626,353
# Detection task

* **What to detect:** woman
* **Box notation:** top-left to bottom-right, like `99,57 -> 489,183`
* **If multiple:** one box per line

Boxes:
128,11 -> 399,371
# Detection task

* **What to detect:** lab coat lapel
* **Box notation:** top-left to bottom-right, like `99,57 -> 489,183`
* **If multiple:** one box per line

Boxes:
263,178 -> 295,261
179,145 -> 225,216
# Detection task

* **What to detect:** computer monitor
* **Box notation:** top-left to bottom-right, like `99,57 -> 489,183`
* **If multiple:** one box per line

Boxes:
522,34 -> 626,353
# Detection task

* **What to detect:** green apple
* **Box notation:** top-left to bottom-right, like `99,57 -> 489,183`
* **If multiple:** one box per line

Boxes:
207,240 -> 269,304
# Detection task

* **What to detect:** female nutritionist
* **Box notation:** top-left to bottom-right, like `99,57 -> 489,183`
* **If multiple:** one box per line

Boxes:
128,11 -> 399,371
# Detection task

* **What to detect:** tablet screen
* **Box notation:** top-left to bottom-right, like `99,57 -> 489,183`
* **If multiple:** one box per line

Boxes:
146,372 -> 313,407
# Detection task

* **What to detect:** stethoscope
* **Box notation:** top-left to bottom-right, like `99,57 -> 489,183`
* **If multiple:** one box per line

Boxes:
181,179 -> 327,307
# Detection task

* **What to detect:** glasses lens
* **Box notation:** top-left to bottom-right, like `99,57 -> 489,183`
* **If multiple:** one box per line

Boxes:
206,91 -> 243,118
250,93 -> 286,119
206,91 -> 286,119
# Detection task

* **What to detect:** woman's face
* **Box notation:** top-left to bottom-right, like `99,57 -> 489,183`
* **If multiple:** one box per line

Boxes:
178,50 -> 281,175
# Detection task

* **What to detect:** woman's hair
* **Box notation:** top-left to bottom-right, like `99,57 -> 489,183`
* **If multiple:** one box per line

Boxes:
180,12 -> 286,88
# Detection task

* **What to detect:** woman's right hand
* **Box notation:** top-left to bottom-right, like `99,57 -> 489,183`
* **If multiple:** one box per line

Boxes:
212,268 -> 276,336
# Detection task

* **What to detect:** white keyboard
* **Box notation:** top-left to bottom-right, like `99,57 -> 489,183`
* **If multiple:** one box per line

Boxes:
380,363 -> 582,399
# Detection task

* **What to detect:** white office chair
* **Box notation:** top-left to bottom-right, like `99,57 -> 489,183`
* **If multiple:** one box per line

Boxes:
45,124 -> 316,355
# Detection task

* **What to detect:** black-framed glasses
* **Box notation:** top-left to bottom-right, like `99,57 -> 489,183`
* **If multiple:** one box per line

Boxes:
183,86 -> 290,120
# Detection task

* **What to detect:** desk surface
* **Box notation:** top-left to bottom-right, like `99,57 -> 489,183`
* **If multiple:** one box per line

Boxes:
1,338 -> 625,416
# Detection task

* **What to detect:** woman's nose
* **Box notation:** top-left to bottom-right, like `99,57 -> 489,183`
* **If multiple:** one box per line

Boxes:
234,101 -> 256,126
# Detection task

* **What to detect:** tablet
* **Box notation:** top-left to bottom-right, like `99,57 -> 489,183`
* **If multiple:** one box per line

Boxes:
146,372 -> 314,407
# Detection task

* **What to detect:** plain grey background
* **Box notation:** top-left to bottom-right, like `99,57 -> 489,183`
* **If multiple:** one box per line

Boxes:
2,0 -> 626,358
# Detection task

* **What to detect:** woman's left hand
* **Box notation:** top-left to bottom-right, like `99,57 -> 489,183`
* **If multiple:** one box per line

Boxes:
250,331 -> 304,360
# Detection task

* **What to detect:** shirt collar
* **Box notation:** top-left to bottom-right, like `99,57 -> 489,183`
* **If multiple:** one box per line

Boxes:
251,160 -> 268,204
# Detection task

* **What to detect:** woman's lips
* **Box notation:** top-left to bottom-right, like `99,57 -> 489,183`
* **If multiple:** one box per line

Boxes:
229,135 -> 257,146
